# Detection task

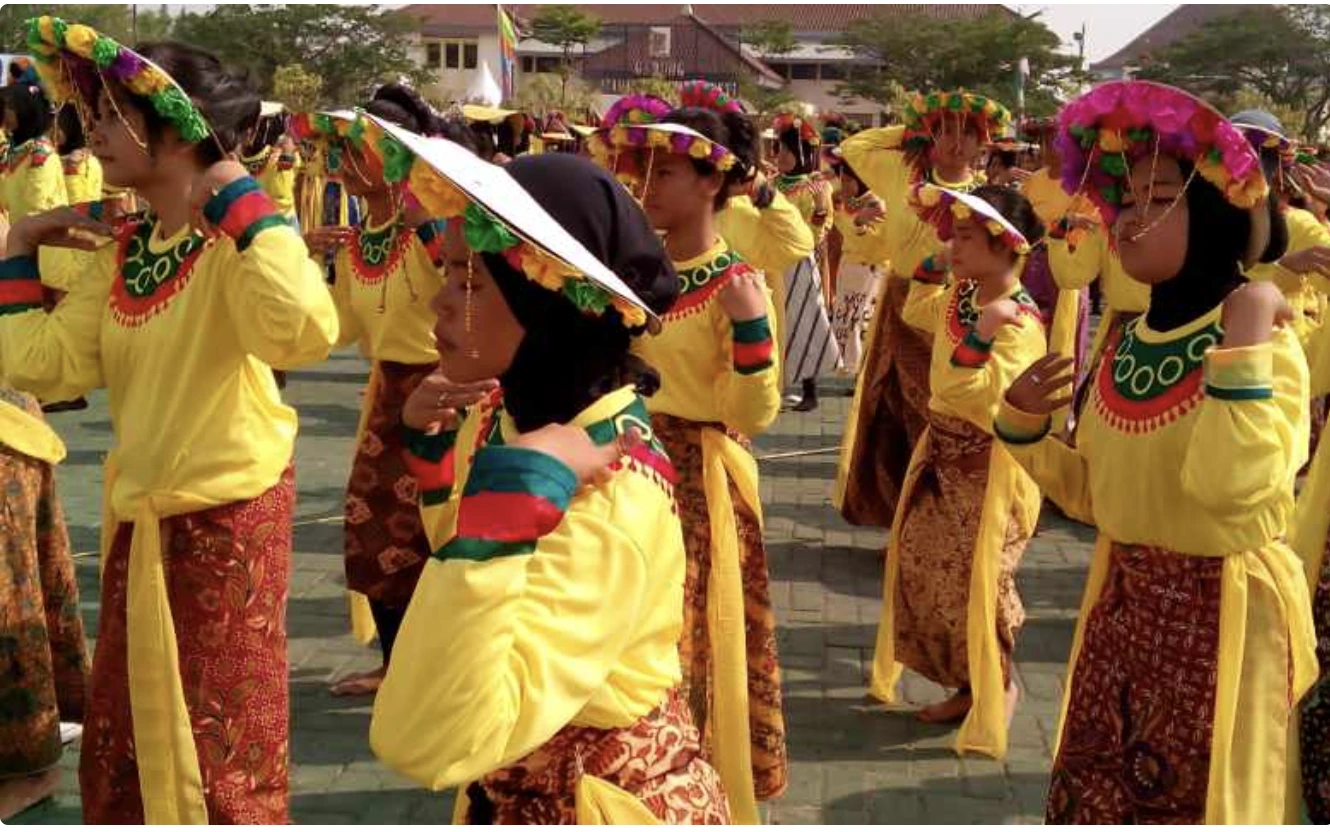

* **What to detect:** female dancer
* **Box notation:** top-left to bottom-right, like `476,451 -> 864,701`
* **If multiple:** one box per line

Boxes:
772,111 -> 839,412
3,19 -> 338,822
828,146 -> 888,375
834,91 -> 1010,527
240,103 -> 300,226
0,81 -> 66,223
366,130 -> 729,824
55,105 -> 102,206
297,87 -> 458,698
872,184 -> 1045,759
587,90 -> 786,821
995,80 -> 1313,824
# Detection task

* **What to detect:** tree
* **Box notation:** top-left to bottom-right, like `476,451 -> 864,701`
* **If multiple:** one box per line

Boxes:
510,72 -> 598,123
736,74 -> 796,123
742,19 -> 796,58
834,8 -> 1084,118
1135,6 -> 1330,141
626,76 -> 679,106
272,64 -> 323,114
527,4 -> 601,108
170,5 -> 429,106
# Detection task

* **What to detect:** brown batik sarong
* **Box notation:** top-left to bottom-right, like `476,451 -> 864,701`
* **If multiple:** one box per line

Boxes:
466,690 -> 731,824
0,398 -> 88,779
653,413 -> 788,802
1301,537 -> 1330,824
893,413 -> 1027,689
80,467 -> 295,824
1046,543 -> 1224,824
344,360 -> 436,609
839,276 -> 933,527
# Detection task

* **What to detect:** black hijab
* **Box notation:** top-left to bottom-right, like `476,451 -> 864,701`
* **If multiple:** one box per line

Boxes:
482,153 -> 679,432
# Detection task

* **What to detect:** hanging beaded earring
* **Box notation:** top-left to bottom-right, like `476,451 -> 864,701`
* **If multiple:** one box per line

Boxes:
465,252 -> 480,360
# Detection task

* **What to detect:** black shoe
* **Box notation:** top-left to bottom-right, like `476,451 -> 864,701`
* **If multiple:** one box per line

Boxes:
791,379 -> 819,412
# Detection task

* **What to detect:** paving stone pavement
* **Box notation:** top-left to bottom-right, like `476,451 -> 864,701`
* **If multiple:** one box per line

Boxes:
12,350 -> 1096,825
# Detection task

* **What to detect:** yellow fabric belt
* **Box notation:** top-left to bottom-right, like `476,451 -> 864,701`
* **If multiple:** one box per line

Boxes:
1053,538 -> 1318,824
698,427 -> 763,825
0,396 -> 66,464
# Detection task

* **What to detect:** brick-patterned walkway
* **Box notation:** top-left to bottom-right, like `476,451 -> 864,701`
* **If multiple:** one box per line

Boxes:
13,352 -> 1094,824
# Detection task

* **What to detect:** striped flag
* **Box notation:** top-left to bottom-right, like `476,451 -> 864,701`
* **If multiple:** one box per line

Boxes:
497,5 -> 518,102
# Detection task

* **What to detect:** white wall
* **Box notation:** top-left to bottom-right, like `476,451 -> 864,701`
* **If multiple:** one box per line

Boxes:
415,32 -> 503,104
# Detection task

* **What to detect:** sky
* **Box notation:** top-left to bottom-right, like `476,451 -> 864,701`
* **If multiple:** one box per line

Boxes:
1017,3 -> 1179,63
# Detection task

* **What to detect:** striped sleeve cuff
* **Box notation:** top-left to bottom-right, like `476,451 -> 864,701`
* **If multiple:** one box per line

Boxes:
0,255 -> 43,315
437,445 -> 576,562
1204,343 -> 1274,401
950,328 -> 993,368
204,176 -> 286,252
415,218 -> 448,266
402,425 -> 460,506
994,400 -> 1052,445
911,254 -> 947,285
732,315 -> 775,375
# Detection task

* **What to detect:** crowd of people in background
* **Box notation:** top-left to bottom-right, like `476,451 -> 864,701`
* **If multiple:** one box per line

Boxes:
1,11 -> 1329,827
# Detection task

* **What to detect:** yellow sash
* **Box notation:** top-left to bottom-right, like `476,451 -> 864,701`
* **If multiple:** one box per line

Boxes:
1052,538 -> 1318,824
451,776 -> 665,825
699,427 -> 762,825
0,396 -> 66,465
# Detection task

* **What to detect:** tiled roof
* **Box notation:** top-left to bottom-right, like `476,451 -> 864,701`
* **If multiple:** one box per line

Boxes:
1091,4 -> 1260,72
405,4 -> 1010,35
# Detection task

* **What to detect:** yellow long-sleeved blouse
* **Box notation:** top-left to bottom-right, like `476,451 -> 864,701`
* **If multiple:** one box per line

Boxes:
993,306 -> 1316,824
775,173 -> 834,247
0,177 -> 338,516
717,190 -> 814,346
1292,291 -> 1330,587
1246,206 -> 1330,348
242,144 -> 302,218
370,385 -> 686,790
632,239 -> 781,438
832,199 -> 891,268
330,215 -> 446,365
839,125 -> 976,280
904,277 -> 1047,428
1,137 -> 67,222
1046,225 -> 1151,322
61,150 -> 103,206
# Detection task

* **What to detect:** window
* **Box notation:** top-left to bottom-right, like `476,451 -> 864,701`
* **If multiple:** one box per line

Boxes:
535,56 -> 560,73
766,61 -> 791,79
790,62 -> 817,80
649,26 -> 671,58
425,42 -> 441,69
521,56 -> 535,73
464,42 -> 478,70
445,42 -> 459,69
818,62 -> 847,81
427,38 -> 480,71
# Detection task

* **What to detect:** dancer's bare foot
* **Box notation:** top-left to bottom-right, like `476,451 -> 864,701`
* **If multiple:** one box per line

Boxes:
0,768 -> 60,821
1005,680 -> 1021,724
917,689 -> 972,724
329,666 -> 385,697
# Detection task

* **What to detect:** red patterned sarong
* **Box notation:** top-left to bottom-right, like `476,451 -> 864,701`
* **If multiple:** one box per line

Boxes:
344,360 -> 435,608
79,468 -> 295,824
840,275 -> 932,527
653,414 -> 787,802
467,690 -> 730,824
1047,542 -> 1223,824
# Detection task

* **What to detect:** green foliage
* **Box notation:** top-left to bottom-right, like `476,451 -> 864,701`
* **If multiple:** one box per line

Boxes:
272,64 -> 323,114
834,9 -> 1084,118
626,76 -> 679,106
509,72 -> 598,120
528,4 -> 602,53
169,5 -> 427,106
736,74 -> 796,122
1134,6 -> 1330,141
742,19 -> 796,57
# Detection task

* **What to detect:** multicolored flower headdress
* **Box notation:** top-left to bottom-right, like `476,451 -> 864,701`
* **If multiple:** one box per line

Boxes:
902,90 -> 1012,150
678,79 -> 743,115
26,16 -> 212,148
1018,116 -> 1057,144
910,184 -> 1032,255
368,114 -> 659,332
772,112 -> 820,146
1056,81 -> 1267,226
289,109 -> 414,185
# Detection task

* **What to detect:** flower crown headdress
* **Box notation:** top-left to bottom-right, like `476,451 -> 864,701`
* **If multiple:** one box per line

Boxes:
910,183 -> 1032,255
902,90 -> 1012,151
1056,81 -> 1267,227
368,114 -> 658,332
772,112 -> 821,146
27,16 -> 214,152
